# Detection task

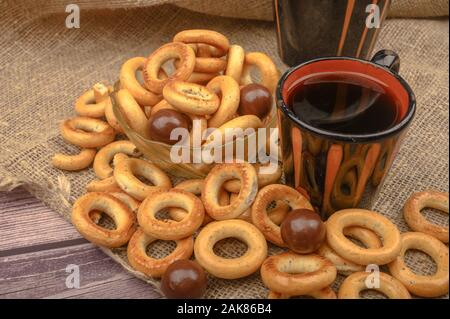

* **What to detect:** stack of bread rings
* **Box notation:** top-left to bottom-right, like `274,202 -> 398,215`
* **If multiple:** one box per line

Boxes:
52,29 -> 449,299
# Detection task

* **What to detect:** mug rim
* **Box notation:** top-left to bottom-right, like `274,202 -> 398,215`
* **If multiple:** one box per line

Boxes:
276,56 -> 416,143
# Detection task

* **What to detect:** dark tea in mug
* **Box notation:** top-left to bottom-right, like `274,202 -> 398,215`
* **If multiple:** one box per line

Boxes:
276,52 -> 416,218
289,73 -> 402,135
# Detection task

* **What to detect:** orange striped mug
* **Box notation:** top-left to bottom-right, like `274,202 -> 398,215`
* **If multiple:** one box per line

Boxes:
276,51 -> 416,218
274,0 -> 391,66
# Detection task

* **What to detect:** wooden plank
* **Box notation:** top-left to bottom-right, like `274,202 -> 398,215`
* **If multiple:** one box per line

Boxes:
0,188 -> 82,252
0,242 -> 161,299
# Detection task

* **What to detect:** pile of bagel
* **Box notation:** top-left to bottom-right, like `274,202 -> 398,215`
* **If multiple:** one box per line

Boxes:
52,29 -> 449,299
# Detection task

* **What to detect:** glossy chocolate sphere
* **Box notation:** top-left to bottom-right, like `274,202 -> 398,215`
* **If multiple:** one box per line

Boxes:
160,260 -> 207,299
148,109 -> 189,145
238,83 -> 272,119
280,209 -> 326,254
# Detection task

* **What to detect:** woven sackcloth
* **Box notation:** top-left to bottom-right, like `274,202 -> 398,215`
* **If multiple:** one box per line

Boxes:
0,1 -> 448,298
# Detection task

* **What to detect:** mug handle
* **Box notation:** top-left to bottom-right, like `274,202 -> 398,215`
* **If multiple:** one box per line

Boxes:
370,49 -> 400,73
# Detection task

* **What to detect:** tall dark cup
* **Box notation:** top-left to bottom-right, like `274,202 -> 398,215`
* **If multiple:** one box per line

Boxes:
274,0 -> 392,66
276,50 -> 415,219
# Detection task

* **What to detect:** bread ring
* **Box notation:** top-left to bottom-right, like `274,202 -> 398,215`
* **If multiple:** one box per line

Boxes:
163,81 -> 220,116
86,176 -> 122,193
127,228 -> 193,278
137,189 -> 204,240
173,29 -> 230,57
251,184 -> 313,247
74,83 -> 109,118
177,57 -> 227,73
225,45 -> 245,83
120,57 -> 163,106
388,232 -> 449,297
317,226 -> 382,276
338,272 -> 411,299
71,192 -> 136,248
113,156 -> 171,201
109,192 -> 141,214
202,163 -> 258,220
60,117 -> 116,148
268,287 -> 337,299
223,162 -> 282,193
93,141 -> 141,179
52,148 -> 96,171
169,179 -> 214,226
241,52 -> 279,93
261,252 -> 337,296
188,72 -> 220,85
143,42 -> 196,94
206,75 -> 240,128
194,219 -> 267,279
403,191 -> 449,243
267,201 -> 290,225
229,193 -> 252,222
116,89 -> 151,139
326,209 -> 402,265
203,115 -> 263,147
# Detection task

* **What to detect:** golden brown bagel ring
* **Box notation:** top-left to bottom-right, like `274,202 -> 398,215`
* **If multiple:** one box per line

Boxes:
194,219 -> 267,279
225,45 -> 245,83
173,29 -> 230,57
169,179 -> 214,226
326,209 -> 402,265
388,232 -> 449,297
109,192 -> 141,214
137,189 -> 204,240
71,192 -> 136,248
202,163 -> 258,220
403,191 -> 449,243
317,226 -> 382,276
203,115 -> 263,146
74,83 -> 109,118
338,272 -> 411,299
143,42 -> 195,94
60,117 -> 116,148
177,57 -> 227,73
93,141 -> 141,179
114,156 -> 171,201
188,72 -> 220,85
127,228 -> 193,278
52,148 -> 96,171
120,57 -> 163,106
86,176 -> 122,193
229,193 -> 252,222
223,162 -> 282,193
116,89 -> 151,139
261,252 -> 337,296
206,75 -> 240,128
240,52 -> 279,93
268,287 -> 337,299
251,184 -> 313,247
163,81 -> 220,116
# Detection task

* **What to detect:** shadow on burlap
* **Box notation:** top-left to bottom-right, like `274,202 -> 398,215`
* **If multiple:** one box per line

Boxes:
0,1 -> 448,298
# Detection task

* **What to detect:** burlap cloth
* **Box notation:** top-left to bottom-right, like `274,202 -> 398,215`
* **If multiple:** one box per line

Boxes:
0,0 -> 448,298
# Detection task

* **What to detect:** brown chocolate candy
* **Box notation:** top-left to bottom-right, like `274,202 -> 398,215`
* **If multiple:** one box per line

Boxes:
160,260 -> 207,299
238,83 -> 272,119
148,109 -> 189,145
280,209 -> 326,254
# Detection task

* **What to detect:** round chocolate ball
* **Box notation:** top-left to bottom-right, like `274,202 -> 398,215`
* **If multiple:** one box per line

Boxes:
160,260 -> 207,299
238,83 -> 272,119
280,209 -> 326,254
148,109 -> 189,145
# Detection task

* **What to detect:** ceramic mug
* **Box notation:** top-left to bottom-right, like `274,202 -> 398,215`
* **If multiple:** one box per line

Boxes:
276,50 -> 416,218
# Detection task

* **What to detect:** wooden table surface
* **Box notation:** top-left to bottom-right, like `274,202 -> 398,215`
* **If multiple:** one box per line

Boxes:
0,187 -> 161,299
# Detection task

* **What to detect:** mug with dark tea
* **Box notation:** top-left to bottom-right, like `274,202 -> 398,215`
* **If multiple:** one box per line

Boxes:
276,50 -> 416,218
